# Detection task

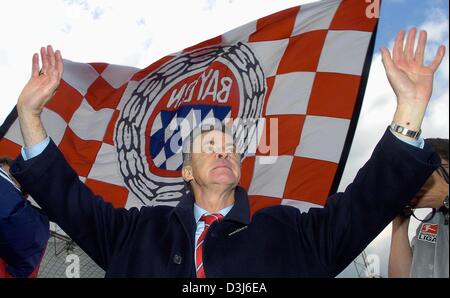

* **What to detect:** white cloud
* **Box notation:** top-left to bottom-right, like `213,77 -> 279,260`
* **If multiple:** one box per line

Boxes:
422,6 -> 448,41
337,52 -> 397,192
0,49 -> 7,67
204,0 -> 218,11
0,0 -> 312,122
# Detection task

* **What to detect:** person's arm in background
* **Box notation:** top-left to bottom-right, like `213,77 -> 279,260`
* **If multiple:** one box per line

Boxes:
388,216 -> 412,277
0,168 -> 49,278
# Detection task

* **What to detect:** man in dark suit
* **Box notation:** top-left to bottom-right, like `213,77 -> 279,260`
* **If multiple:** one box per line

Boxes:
9,28 -> 446,277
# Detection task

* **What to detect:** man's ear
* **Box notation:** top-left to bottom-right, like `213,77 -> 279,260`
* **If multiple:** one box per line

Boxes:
182,166 -> 193,183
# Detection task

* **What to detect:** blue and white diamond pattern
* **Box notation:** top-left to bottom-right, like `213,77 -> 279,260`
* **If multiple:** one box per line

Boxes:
149,105 -> 231,171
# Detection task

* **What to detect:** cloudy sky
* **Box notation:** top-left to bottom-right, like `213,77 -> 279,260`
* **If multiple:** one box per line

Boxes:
0,0 -> 448,277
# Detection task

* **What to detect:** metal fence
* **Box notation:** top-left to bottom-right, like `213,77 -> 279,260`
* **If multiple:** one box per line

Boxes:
37,229 -> 104,278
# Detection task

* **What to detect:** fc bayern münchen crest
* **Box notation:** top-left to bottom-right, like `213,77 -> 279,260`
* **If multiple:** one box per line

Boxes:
115,42 -> 266,205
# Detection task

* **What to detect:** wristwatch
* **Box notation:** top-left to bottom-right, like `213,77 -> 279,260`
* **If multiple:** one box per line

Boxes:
444,194 -> 449,209
390,122 -> 421,140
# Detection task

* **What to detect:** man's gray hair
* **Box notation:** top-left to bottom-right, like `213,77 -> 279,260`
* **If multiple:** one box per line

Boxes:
182,124 -> 228,167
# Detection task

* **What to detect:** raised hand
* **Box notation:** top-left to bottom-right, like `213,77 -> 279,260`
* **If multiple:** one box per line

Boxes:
17,45 -> 63,118
16,45 -> 63,147
381,28 -> 446,132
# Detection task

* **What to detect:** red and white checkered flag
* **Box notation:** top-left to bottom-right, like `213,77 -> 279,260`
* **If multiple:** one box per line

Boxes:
0,0 -> 378,214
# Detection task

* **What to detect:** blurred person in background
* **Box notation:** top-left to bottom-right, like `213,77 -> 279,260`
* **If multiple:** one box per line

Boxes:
389,138 -> 449,278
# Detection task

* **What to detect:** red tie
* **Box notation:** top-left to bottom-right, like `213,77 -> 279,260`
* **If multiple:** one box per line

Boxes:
195,213 -> 224,278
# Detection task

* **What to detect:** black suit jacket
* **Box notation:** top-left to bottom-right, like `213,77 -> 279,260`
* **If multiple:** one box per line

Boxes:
10,129 -> 439,277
